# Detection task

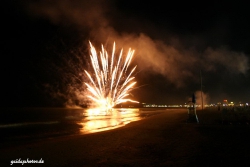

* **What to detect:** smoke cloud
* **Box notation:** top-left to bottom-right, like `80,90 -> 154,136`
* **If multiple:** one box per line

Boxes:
24,0 -> 249,106
195,91 -> 210,109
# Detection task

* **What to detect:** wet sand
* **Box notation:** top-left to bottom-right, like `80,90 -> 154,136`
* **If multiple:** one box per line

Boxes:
1,108 -> 250,167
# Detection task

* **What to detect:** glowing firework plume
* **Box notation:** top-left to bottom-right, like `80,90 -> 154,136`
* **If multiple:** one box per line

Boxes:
84,41 -> 138,109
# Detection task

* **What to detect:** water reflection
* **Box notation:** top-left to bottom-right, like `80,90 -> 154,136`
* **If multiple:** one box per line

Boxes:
78,108 -> 141,134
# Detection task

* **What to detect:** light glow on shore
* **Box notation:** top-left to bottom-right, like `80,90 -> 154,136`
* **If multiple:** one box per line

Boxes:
78,108 -> 141,133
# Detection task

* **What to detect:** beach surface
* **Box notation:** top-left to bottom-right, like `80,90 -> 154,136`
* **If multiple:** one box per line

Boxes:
1,108 -> 250,167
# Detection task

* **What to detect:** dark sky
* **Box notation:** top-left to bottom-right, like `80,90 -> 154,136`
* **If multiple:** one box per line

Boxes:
1,0 -> 250,107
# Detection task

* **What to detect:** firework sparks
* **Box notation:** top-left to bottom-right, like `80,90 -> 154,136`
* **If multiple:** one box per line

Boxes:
84,41 -> 138,109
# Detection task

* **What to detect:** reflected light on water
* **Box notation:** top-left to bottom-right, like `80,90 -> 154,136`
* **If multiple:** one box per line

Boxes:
78,108 -> 141,134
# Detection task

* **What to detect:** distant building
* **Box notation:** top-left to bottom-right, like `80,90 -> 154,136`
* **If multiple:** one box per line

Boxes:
222,99 -> 228,106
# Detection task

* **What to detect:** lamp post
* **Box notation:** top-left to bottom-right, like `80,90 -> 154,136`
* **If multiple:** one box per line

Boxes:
200,70 -> 203,111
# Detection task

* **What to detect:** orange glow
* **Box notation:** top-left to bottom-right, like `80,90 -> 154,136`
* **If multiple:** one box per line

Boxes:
78,108 -> 141,134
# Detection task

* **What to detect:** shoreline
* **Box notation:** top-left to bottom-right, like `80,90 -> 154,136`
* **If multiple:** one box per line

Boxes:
1,108 -> 250,166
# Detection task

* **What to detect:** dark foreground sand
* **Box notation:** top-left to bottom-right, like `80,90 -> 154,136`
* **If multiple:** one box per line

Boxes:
1,108 -> 250,167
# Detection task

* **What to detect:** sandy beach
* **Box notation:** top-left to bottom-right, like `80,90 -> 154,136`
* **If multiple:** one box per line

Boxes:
1,108 -> 250,167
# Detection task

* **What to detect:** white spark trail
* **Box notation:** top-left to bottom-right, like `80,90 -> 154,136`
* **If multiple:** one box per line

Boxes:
85,42 -> 138,109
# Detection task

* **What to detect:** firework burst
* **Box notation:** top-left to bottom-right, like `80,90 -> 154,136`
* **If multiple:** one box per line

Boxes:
84,41 -> 138,109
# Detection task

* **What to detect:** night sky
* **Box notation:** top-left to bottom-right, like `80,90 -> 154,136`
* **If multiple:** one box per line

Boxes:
1,0 -> 249,107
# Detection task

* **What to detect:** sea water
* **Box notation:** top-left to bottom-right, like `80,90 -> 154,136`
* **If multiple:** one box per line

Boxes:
0,107 -> 147,142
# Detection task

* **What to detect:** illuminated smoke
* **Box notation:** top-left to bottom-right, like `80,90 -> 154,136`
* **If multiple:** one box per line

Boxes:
25,0 -> 249,84
24,1 -> 249,104
195,90 -> 210,108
